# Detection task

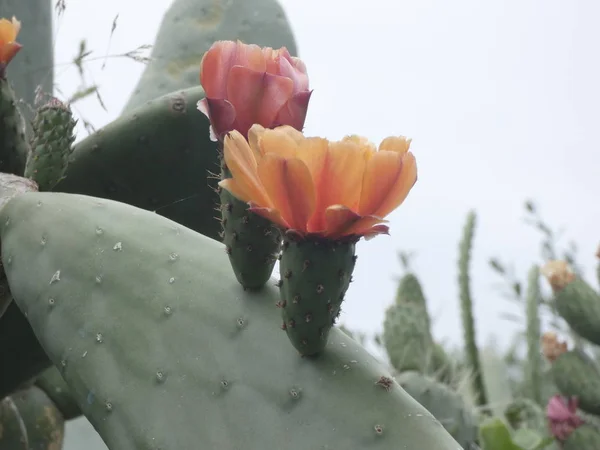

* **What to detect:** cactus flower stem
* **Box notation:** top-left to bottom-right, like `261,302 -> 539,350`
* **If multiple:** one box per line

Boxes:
458,210 -> 489,409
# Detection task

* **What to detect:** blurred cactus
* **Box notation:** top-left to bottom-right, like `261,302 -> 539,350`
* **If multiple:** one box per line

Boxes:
459,211 -> 489,408
525,265 -> 542,405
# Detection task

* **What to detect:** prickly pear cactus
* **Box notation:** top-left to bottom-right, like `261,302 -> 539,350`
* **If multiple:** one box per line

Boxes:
398,370 -> 479,449
122,0 -> 297,113
53,86 -> 222,242
383,301 -> 432,373
24,96 -> 76,191
0,191 -> 461,450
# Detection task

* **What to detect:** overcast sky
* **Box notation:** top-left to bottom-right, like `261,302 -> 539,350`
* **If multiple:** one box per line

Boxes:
47,0 -> 600,354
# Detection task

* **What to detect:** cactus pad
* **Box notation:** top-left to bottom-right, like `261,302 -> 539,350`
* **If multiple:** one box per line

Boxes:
0,191 -> 461,450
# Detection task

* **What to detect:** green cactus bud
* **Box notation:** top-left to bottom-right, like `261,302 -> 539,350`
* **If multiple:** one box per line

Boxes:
24,97 -> 76,191
554,278 -> 600,346
0,77 -> 28,175
10,385 -> 66,449
383,302 -> 432,373
278,234 -> 357,355
542,261 -> 600,347
220,163 -> 281,290
398,371 -> 479,449
563,424 -> 600,450
551,349 -> 600,416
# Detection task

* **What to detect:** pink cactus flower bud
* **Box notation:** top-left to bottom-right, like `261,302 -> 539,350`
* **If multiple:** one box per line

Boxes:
197,40 -> 312,141
546,395 -> 584,441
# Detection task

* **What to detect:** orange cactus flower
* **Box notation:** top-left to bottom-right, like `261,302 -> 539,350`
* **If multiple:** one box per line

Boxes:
218,125 -> 418,240
0,16 -> 21,74
197,40 -> 311,141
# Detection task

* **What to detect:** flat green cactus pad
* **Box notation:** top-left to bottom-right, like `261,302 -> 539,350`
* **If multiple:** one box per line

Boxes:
1,192 -> 461,450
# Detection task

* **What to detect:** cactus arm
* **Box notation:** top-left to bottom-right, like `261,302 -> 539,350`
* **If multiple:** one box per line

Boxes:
458,210 -> 489,408
1,192 -> 461,450
122,0 -> 297,113
525,265 -> 542,405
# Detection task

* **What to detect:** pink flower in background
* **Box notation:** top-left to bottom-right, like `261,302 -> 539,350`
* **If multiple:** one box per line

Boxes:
198,40 -> 312,141
546,395 -> 584,441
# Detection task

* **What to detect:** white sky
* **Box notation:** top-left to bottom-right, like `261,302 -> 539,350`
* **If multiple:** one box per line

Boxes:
47,0 -> 600,353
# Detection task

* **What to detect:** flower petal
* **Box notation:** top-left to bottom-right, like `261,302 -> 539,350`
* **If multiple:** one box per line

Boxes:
227,67 -> 294,137
342,216 -> 389,238
0,41 -> 21,66
357,150 -> 405,216
371,151 -> 418,218
200,40 -> 265,99
0,17 -> 20,43
323,206 -> 388,239
278,51 -> 310,93
322,205 -> 361,236
305,139 -> 368,232
378,136 -> 412,154
248,204 -> 290,229
362,224 -> 390,240
218,178 -> 251,203
274,90 -> 312,131
222,131 -> 272,207
197,98 -> 236,141
247,124 -> 267,161
257,154 -> 315,231
258,125 -> 304,158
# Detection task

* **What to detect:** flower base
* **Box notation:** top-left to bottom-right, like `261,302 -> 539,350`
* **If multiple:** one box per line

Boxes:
278,231 -> 358,356
219,162 -> 282,290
